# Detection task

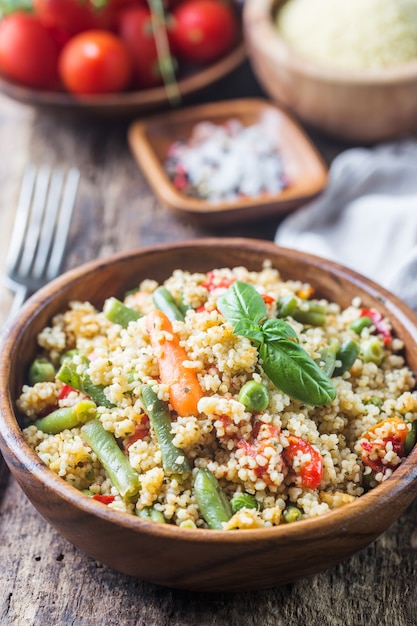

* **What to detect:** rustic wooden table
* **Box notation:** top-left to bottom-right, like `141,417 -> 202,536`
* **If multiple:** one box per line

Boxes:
0,63 -> 416,626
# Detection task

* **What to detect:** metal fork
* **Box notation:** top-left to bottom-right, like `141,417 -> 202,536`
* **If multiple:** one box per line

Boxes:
2,164 -> 80,324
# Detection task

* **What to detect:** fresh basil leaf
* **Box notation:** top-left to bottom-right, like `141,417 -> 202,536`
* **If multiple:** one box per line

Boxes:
217,281 -> 266,328
262,318 -> 298,342
233,319 -> 264,345
259,340 -> 336,406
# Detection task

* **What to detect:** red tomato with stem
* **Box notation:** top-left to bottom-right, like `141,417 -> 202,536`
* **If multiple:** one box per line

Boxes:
59,30 -> 133,94
0,12 -> 60,89
117,6 -> 172,89
171,0 -> 239,64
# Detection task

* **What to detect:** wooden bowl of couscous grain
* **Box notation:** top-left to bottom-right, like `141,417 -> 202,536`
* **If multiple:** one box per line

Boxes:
243,0 -> 417,142
1,238 -> 417,592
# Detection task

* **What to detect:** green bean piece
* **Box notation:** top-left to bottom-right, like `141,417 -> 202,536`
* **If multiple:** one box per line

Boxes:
283,505 -> 303,523
349,316 -> 373,335
81,419 -> 140,501
57,356 -> 114,408
277,294 -> 298,318
230,492 -> 260,514
140,384 -> 191,477
177,292 -> 193,316
238,380 -> 269,412
28,358 -> 56,385
152,286 -> 184,322
135,506 -> 166,523
103,297 -> 142,328
194,468 -> 232,530
292,300 -> 327,327
360,337 -> 385,365
405,422 -> 417,456
318,339 -> 339,377
333,339 -> 360,376
34,400 -> 97,434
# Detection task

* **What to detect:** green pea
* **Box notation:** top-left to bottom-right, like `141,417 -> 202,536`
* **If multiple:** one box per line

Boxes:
238,380 -> 269,412
230,492 -> 260,514
361,337 -> 385,365
28,358 -> 56,385
283,506 -> 302,523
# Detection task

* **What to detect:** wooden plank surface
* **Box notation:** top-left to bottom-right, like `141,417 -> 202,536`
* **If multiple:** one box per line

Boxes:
0,65 -> 416,626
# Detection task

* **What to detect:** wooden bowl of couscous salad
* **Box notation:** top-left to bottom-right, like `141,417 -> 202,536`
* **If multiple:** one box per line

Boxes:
244,0 -> 417,142
1,238 -> 417,591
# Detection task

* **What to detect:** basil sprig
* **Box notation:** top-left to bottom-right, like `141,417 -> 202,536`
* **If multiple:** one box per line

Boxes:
217,282 -> 336,406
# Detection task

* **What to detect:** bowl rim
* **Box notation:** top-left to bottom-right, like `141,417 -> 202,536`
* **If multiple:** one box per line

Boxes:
0,42 -> 246,113
243,0 -> 417,87
2,237 -> 417,543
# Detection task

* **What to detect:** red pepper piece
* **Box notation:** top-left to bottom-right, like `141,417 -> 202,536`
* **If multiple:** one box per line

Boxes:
282,434 -> 323,490
201,271 -> 235,292
360,417 -> 408,475
58,383 -> 77,400
360,308 -> 392,346
92,494 -> 115,505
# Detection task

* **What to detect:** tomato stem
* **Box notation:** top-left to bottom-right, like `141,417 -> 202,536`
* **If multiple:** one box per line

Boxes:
147,0 -> 181,106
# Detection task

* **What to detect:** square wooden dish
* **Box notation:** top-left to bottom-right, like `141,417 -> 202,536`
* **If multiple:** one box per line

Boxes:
128,98 -> 328,225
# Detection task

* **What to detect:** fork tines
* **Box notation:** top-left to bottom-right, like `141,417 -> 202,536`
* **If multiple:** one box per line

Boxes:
6,164 -> 80,286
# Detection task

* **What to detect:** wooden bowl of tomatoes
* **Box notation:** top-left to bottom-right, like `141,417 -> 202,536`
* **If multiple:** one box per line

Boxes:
0,0 -> 245,117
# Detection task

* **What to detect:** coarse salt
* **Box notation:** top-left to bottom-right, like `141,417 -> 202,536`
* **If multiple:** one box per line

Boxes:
164,113 -> 288,203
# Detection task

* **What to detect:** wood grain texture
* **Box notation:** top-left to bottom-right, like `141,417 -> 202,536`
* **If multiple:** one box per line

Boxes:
0,66 -> 416,623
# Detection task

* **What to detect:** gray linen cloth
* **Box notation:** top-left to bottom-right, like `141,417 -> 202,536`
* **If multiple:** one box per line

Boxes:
274,141 -> 417,312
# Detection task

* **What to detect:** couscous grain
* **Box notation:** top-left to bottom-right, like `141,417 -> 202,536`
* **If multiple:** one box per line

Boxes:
18,263 -> 417,529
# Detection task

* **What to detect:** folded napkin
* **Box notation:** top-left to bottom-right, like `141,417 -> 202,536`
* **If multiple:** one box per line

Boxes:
275,141 -> 417,312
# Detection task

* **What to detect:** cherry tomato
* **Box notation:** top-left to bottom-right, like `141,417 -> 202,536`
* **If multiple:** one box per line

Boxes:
117,6 -> 169,89
33,0 -> 97,36
0,12 -> 60,89
58,30 -> 133,95
282,435 -> 323,490
171,0 -> 239,64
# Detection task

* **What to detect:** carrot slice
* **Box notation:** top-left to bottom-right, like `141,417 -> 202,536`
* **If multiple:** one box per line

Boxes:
146,309 -> 203,417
